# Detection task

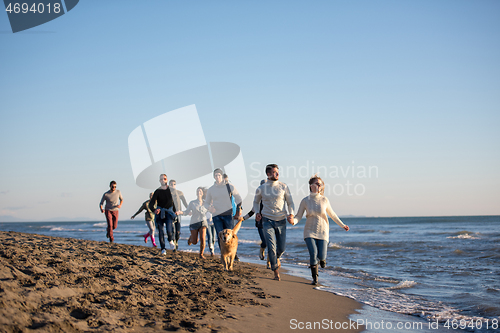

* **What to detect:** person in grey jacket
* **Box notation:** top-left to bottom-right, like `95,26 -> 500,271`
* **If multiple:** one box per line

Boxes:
204,168 -> 242,250
169,179 -> 188,250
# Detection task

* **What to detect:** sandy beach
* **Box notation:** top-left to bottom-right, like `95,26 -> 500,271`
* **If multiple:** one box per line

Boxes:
0,231 -> 362,332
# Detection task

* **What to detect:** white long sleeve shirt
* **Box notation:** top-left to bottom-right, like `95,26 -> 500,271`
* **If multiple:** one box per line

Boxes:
253,180 -> 294,221
204,182 -> 242,216
294,193 -> 345,241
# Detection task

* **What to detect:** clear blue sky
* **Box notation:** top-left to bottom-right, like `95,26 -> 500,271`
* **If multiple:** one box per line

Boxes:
1,0 -> 499,221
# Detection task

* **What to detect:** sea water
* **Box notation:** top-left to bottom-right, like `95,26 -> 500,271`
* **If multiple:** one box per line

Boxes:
1,216 -> 499,332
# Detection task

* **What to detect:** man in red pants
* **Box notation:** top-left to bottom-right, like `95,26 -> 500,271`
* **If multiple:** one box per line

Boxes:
99,180 -> 123,243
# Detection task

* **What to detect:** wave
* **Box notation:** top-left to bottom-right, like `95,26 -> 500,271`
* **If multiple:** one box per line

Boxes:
356,229 -> 376,233
329,242 -> 361,250
354,229 -> 391,234
180,248 -> 198,253
374,277 -> 400,284
384,280 -> 417,290
486,287 -> 500,294
48,227 -> 90,232
45,227 -> 142,234
237,239 -> 260,244
49,227 -> 65,231
344,241 -> 392,248
323,267 -> 398,284
277,256 -> 500,330
93,223 -> 107,228
321,285 -> 495,327
447,233 -> 480,240
455,230 -> 479,235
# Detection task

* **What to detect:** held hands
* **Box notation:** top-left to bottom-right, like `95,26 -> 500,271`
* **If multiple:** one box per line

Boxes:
287,214 -> 295,225
176,211 -> 183,215
343,225 -> 350,231
155,208 -> 161,215
233,208 -> 241,219
209,206 -> 216,214
255,213 -> 262,222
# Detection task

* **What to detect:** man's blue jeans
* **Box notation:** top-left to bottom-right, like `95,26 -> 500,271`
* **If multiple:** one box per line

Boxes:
304,237 -> 327,266
257,227 -> 267,249
213,214 -> 233,250
262,217 -> 287,271
173,215 -> 181,242
155,212 -> 174,250
206,224 -> 216,250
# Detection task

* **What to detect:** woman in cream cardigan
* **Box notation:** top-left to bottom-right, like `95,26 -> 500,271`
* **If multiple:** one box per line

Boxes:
294,175 -> 349,285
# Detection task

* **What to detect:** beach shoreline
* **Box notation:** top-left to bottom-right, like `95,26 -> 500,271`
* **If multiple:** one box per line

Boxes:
0,231 -> 363,332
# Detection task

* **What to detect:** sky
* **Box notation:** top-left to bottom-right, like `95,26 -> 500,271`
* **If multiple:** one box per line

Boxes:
0,0 -> 499,221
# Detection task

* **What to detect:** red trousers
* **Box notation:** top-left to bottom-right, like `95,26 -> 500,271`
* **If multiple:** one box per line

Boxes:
105,210 -> 119,241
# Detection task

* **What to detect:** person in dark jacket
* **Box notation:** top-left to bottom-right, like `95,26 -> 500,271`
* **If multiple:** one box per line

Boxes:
149,174 -> 177,255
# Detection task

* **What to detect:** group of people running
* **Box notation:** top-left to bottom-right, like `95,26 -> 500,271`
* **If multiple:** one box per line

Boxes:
100,164 -> 349,285
133,172 -> 237,259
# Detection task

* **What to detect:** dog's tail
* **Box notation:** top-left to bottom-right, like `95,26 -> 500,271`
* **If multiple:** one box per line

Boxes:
233,217 -> 243,235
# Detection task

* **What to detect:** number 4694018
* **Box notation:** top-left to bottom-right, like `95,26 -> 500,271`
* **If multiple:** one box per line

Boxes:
444,319 -> 498,330
5,3 -> 61,14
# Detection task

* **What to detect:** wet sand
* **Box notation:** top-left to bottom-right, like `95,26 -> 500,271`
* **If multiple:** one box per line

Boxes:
0,231 -> 362,332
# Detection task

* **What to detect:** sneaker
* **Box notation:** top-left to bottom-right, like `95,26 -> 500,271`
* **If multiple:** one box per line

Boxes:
259,246 -> 265,260
169,240 -> 175,250
161,249 -> 167,255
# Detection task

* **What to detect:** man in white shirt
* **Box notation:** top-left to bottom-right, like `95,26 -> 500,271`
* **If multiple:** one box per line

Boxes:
253,164 -> 295,281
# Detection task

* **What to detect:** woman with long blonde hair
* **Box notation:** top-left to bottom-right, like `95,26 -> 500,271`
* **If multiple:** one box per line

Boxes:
294,175 -> 349,285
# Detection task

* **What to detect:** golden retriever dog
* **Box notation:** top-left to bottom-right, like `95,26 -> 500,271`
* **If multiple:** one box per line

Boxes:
219,217 -> 243,271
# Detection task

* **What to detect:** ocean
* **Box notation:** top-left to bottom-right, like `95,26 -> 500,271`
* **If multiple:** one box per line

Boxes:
1,215 -> 498,332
